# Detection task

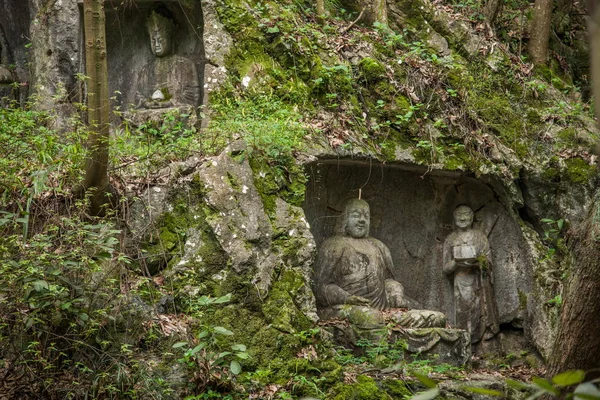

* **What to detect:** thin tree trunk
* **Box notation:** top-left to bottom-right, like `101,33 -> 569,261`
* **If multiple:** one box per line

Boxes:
483,0 -> 503,28
82,0 -> 110,215
590,0 -> 600,121
316,0 -> 325,16
529,0 -> 553,65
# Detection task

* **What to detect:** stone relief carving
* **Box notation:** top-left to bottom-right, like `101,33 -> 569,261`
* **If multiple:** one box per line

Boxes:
136,11 -> 200,110
443,205 -> 500,343
0,26 -> 16,104
314,198 -> 446,329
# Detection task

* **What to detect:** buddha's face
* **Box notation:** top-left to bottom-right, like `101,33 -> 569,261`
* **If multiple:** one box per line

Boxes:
453,206 -> 473,230
345,204 -> 370,239
150,28 -> 171,57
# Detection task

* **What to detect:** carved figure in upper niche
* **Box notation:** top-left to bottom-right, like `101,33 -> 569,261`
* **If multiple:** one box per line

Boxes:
443,205 -> 499,343
136,11 -> 200,109
314,199 -> 445,328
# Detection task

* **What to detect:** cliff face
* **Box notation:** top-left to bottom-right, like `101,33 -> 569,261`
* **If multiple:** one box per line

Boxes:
3,0 -> 596,397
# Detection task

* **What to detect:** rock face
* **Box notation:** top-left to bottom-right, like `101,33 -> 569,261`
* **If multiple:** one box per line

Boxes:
128,142 -> 318,327
29,0 -> 81,119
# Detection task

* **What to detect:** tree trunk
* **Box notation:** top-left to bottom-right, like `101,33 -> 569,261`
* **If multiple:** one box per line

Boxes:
529,0 -> 553,65
590,0 -> 600,121
82,0 -> 110,216
483,0 -> 503,28
316,0 -> 325,16
547,1 -> 600,376
547,197 -> 600,376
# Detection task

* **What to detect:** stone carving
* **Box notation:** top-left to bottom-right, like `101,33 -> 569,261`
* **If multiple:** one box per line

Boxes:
0,28 -> 20,108
136,11 -> 200,109
314,198 -> 445,329
443,205 -> 499,343
0,27 -> 12,85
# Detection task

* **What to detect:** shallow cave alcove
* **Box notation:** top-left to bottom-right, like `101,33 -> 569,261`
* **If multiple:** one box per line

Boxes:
302,159 -> 534,333
98,0 -> 205,109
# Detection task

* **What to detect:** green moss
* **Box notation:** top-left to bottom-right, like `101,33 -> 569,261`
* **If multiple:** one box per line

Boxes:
141,204 -> 190,275
262,269 -> 312,333
518,289 -> 528,311
359,57 -> 386,82
564,157 -> 596,184
381,379 -> 412,397
330,375 -> 392,400
557,127 -> 578,143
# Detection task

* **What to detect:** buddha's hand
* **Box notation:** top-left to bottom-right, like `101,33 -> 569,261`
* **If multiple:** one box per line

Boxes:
456,259 -> 478,268
346,295 -> 371,306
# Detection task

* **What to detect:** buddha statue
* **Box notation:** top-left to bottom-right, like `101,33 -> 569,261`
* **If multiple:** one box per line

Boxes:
314,199 -> 446,329
136,11 -> 200,109
443,205 -> 499,343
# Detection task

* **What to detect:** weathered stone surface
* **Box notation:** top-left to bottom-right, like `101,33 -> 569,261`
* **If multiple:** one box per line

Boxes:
0,1 -> 30,105
127,144 -> 318,324
394,327 -> 471,366
29,0 -> 80,125
439,373 -> 532,399
200,0 -> 232,124
197,142 -> 276,290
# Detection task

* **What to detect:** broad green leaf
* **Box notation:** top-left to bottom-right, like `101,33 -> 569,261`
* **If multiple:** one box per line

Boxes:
218,351 -> 232,359
231,344 -> 246,351
32,280 -> 49,291
197,330 -> 209,339
213,326 -> 234,335
172,342 -> 188,349
557,219 -> 564,229
213,294 -> 232,304
230,360 -> 242,375
525,391 -> 548,400
236,352 -> 250,359
532,377 -> 559,395
410,388 -> 440,400
190,343 -> 205,355
506,379 -> 532,390
412,371 -> 437,389
553,370 -> 586,387
574,383 -> 600,400
541,218 -> 555,223
78,313 -> 89,321
267,26 -> 280,33
462,386 -> 503,396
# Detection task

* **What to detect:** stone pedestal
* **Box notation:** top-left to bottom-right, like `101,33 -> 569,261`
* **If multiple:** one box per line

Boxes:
324,320 -> 471,367
391,327 -> 471,366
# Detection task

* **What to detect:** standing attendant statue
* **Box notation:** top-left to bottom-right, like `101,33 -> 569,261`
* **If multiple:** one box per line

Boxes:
443,205 -> 499,343
314,198 -> 446,328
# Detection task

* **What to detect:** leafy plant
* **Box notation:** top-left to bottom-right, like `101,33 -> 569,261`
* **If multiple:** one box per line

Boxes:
172,294 -> 249,392
541,217 -> 565,241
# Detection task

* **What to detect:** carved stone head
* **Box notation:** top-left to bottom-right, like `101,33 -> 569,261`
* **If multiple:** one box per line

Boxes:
343,199 -> 370,239
453,205 -> 474,230
146,11 -> 175,57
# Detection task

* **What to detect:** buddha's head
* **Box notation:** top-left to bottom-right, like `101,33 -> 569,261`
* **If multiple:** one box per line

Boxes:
453,205 -> 474,230
146,11 -> 174,57
343,199 -> 370,239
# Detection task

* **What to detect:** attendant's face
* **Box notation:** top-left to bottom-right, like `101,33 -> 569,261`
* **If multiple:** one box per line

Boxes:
150,28 -> 171,57
454,207 -> 473,229
345,205 -> 370,238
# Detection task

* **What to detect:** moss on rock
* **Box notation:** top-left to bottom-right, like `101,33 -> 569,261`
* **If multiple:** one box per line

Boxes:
262,268 -> 312,333
330,375 -> 392,400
